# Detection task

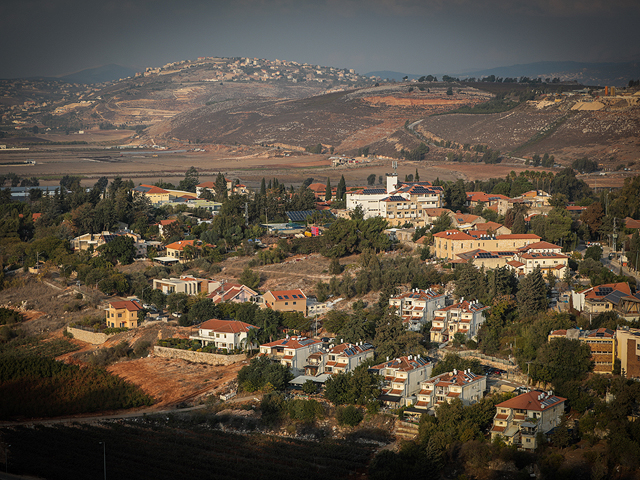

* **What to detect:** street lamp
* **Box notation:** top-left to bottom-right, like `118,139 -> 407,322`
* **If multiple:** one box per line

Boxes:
98,442 -> 106,480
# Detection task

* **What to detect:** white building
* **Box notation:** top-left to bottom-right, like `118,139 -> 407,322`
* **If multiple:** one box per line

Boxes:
431,300 -> 490,343
389,288 -> 447,331
305,342 -> 375,376
260,336 -> 323,376
189,319 -> 259,351
415,369 -> 487,411
371,355 -> 433,407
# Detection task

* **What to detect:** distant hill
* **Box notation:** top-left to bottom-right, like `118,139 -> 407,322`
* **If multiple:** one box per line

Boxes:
366,61 -> 640,87
59,64 -> 138,84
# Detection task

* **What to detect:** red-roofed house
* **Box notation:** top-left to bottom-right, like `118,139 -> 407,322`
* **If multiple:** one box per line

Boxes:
207,283 -> 259,304
105,300 -> 142,328
573,282 -> 633,314
260,335 -> 323,375
491,391 -> 566,450
371,355 -> 433,406
306,342 -> 375,376
190,319 -> 259,350
431,300 -> 490,343
508,242 -> 568,277
433,229 -> 541,261
625,217 -> 640,231
165,239 -> 210,263
262,289 -> 307,315
415,369 -> 487,411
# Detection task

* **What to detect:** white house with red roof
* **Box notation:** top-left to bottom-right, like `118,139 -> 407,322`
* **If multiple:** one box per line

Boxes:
262,289 -> 307,315
260,335 -> 323,375
189,319 -> 259,351
207,283 -> 260,304
389,288 -> 446,331
431,300 -> 490,343
153,275 -> 221,295
415,369 -> 487,411
370,355 -> 433,407
571,282 -> 633,314
491,390 -> 566,450
306,341 -> 375,376
508,241 -> 568,278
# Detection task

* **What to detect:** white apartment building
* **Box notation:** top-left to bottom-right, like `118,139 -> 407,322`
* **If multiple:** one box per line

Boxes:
389,288 -> 447,331
431,300 -> 490,343
371,355 -> 433,407
415,369 -> 487,411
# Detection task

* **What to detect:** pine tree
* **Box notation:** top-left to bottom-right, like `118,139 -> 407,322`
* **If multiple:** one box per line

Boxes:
415,168 -> 420,182
511,213 -> 526,234
337,175 -> 346,200
516,267 -> 548,314
260,178 -> 266,196
325,178 -> 332,201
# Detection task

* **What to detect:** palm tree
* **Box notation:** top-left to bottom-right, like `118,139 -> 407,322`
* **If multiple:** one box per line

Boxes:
245,326 -> 261,352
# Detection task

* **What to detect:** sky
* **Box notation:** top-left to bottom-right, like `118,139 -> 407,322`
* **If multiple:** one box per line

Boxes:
1,0 -> 639,79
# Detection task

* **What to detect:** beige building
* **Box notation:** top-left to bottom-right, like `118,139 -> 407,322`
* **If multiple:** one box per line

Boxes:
262,289 -> 307,315
616,328 -> 640,378
432,230 -> 541,261
105,300 -> 142,329
548,327 -> 616,374
491,391 -> 566,450
305,342 -> 375,376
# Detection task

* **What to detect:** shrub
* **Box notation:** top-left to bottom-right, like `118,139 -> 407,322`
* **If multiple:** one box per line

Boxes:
336,405 -> 363,427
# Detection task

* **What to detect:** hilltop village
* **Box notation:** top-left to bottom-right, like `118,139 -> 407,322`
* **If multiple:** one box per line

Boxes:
1,160 -> 640,478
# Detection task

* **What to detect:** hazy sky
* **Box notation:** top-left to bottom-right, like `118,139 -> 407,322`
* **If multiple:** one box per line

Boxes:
2,0 -> 639,78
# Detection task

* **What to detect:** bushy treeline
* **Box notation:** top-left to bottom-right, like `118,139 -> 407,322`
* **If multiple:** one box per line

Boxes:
0,355 -> 153,419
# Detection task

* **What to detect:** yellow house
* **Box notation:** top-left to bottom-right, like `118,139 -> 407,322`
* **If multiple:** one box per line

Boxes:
433,230 -> 541,261
105,300 -> 142,328
262,289 -> 307,315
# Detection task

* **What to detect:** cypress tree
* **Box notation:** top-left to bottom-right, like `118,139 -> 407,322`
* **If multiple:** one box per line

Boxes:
516,266 -> 547,315
260,178 -> 266,196
337,175 -> 346,200
325,178 -> 332,201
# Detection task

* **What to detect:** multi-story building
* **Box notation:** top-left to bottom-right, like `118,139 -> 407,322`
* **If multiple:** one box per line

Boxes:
491,391 -> 566,450
508,241 -> 569,278
207,283 -> 260,304
262,289 -> 307,315
616,328 -> 640,378
389,288 -> 446,331
164,239 -> 210,263
415,369 -> 487,411
548,327 -> 616,374
260,336 -> 323,376
432,230 -> 541,261
431,300 -> 490,343
370,355 -> 433,407
189,319 -> 259,351
572,282 -> 633,314
305,342 -> 375,376
105,300 -> 142,329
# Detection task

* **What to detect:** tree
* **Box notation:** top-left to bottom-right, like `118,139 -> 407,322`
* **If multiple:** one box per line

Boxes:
511,213 -> 526,234
581,202 -> 604,238
584,245 -> 603,261
446,87 -> 453,95
367,174 -> 376,186
237,356 -> 293,392
240,266 -> 261,290
325,177 -> 332,201
184,299 -> 218,326
628,231 -> 640,271
178,166 -> 199,192
214,173 -> 228,202
532,338 -> 592,385
336,175 -> 346,200
516,267 -> 548,315
431,212 -> 452,234
97,236 -> 135,265
415,169 -> 420,182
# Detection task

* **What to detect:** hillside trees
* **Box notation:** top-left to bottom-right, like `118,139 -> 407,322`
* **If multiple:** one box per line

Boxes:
516,267 -> 547,315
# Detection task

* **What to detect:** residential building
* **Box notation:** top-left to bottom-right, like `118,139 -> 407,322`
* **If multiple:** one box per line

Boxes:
260,335 -> 323,376
105,300 -> 142,329
371,355 -> 433,407
508,241 -> 569,278
133,185 -> 171,204
574,282 -> 633,314
470,221 -> 512,236
466,191 -> 510,209
262,289 -> 307,315
189,319 -> 259,350
548,327 -> 616,373
454,249 -> 516,270
152,276 -> 220,295
164,239 -> 209,263
616,328 -> 640,378
415,369 -> 487,411
158,219 -> 178,237
207,283 -> 260,304
431,300 -> 490,343
389,288 -> 446,331
305,342 -> 375,376
491,391 -> 566,450
432,230 -> 541,261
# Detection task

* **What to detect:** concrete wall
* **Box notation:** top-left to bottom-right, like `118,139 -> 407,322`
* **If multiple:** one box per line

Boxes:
153,346 -> 246,365
66,327 -> 110,345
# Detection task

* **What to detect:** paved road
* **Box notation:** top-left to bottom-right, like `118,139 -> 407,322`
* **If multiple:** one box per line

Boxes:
602,245 -> 640,283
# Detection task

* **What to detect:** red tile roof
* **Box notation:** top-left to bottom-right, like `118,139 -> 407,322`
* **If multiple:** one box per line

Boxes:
496,390 -> 566,411
199,319 -> 258,334
109,300 -> 142,312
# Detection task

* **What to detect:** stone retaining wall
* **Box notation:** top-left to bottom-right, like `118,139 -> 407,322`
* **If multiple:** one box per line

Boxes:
66,327 -> 110,345
153,346 -> 246,365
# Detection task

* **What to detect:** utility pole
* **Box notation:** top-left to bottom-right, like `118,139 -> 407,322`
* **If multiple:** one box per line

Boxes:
244,202 -> 248,227
613,218 -> 618,259
99,442 -> 106,480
